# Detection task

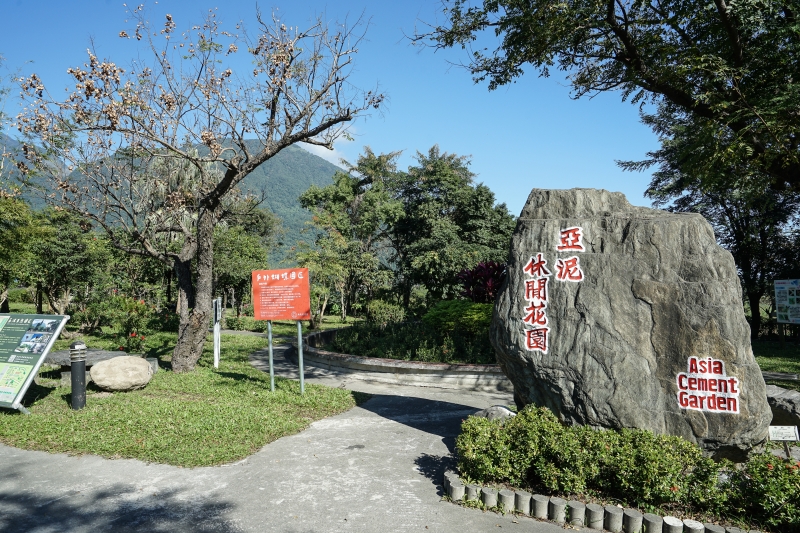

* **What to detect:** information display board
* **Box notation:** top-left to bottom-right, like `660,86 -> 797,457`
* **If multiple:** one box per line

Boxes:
0,314 -> 69,411
775,279 -> 800,324
769,425 -> 800,441
252,268 -> 311,321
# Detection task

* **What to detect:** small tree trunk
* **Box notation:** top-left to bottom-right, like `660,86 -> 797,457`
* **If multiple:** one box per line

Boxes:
171,207 -> 215,373
747,291 -> 764,340
165,267 -> 173,304
0,287 -> 9,313
319,292 -> 329,326
35,281 -> 43,314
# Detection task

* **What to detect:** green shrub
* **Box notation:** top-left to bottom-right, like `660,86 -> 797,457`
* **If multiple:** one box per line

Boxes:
422,300 -> 493,335
328,320 -> 495,365
456,406 -> 800,531
7,287 -> 33,304
109,296 -> 152,353
224,315 -> 269,332
728,452 -> 800,529
224,315 -> 246,330
366,300 -> 405,328
149,308 -> 180,332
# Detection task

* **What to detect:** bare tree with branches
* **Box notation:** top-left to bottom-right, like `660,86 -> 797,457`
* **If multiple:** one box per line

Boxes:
16,6 -> 383,372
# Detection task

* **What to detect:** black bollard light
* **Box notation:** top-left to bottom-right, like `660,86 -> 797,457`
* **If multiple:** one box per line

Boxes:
70,340 -> 87,410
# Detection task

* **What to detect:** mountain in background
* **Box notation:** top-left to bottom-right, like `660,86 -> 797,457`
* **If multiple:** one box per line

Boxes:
0,133 -> 342,265
0,132 -> 27,183
237,143 -> 341,265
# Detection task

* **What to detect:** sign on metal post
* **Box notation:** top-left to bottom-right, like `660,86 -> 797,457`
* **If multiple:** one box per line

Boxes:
769,425 -> 799,441
213,298 -> 222,369
774,280 -> 800,324
252,268 -> 311,394
769,425 -> 799,459
0,314 -> 70,414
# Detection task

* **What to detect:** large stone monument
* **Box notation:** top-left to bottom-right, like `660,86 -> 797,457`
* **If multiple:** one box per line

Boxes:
491,188 -> 771,459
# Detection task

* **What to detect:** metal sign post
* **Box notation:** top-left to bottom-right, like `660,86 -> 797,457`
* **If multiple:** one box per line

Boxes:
769,425 -> 799,459
267,320 -> 275,392
297,320 -> 304,395
213,298 -> 222,369
0,314 -> 70,415
251,268 -> 311,395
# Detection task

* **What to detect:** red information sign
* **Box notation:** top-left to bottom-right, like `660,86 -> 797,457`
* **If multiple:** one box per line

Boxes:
252,268 -> 311,321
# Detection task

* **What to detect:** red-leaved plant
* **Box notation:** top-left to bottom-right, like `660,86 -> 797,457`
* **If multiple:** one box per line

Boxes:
457,261 -> 506,303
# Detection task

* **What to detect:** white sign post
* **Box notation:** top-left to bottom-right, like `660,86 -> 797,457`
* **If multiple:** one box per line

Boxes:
213,298 -> 222,369
769,425 -> 799,459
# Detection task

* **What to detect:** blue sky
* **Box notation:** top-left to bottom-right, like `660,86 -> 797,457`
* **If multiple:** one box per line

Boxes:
0,0 -> 659,216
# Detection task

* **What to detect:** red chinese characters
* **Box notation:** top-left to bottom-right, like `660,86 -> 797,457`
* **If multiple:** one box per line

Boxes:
520,226 -> 587,355
525,327 -> 550,352
524,253 -> 551,277
557,226 -> 585,252
556,256 -> 583,282
522,253 -> 550,353
525,278 -> 548,301
523,301 -> 547,326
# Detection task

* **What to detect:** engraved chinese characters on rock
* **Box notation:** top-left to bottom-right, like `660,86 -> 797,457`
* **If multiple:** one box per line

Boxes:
676,356 -> 741,414
555,226 -> 584,282
557,226 -> 585,252
522,253 -> 550,352
521,227 -> 586,354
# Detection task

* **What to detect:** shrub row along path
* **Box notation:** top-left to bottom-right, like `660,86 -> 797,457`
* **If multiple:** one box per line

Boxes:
0,336 -> 566,533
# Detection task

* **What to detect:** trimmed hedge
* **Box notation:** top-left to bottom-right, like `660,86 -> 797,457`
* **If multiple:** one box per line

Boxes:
327,320 -> 495,364
421,300 -> 493,335
456,406 -> 800,531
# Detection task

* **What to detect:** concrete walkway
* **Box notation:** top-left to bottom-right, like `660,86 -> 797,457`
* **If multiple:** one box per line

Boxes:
0,344 -> 565,533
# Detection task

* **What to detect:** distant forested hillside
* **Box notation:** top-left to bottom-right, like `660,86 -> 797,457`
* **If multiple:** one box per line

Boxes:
0,134 -> 341,265
0,133 -> 26,183
236,143 -> 341,265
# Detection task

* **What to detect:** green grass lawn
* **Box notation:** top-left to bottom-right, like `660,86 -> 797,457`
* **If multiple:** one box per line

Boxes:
0,332 -> 368,467
751,339 -> 800,392
223,315 -> 357,337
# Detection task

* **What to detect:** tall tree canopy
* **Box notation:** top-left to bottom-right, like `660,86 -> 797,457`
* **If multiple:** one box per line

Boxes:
301,145 -> 516,314
390,145 -> 516,305
419,0 -> 800,190
17,7 -> 383,371
299,147 -> 402,319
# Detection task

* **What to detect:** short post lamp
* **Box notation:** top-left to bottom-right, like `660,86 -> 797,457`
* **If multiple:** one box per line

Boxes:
70,340 -> 87,410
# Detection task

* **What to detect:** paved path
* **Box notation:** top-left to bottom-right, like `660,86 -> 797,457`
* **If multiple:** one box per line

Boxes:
0,344 -> 566,533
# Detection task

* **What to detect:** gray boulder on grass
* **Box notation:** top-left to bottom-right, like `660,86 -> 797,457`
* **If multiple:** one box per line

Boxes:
766,384 -> 800,427
90,356 -> 153,392
491,188 -> 771,460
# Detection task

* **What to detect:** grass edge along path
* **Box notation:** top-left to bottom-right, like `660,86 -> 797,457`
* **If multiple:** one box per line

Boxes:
0,334 -> 369,467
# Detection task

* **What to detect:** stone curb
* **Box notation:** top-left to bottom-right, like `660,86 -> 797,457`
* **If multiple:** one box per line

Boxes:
290,329 -> 514,392
442,471 -> 763,533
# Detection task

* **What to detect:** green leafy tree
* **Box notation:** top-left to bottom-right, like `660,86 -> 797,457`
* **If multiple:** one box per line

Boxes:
0,198 -> 38,312
389,145 -> 516,307
419,0 -> 800,190
299,147 -> 402,319
296,234 -> 347,328
213,225 -> 269,317
26,210 -> 104,315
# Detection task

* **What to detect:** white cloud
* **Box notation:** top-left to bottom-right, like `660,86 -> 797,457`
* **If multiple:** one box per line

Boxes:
299,133 -> 356,169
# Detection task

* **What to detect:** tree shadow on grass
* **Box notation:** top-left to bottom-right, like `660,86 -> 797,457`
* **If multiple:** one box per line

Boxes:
0,462 -> 241,533
215,371 -> 269,386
